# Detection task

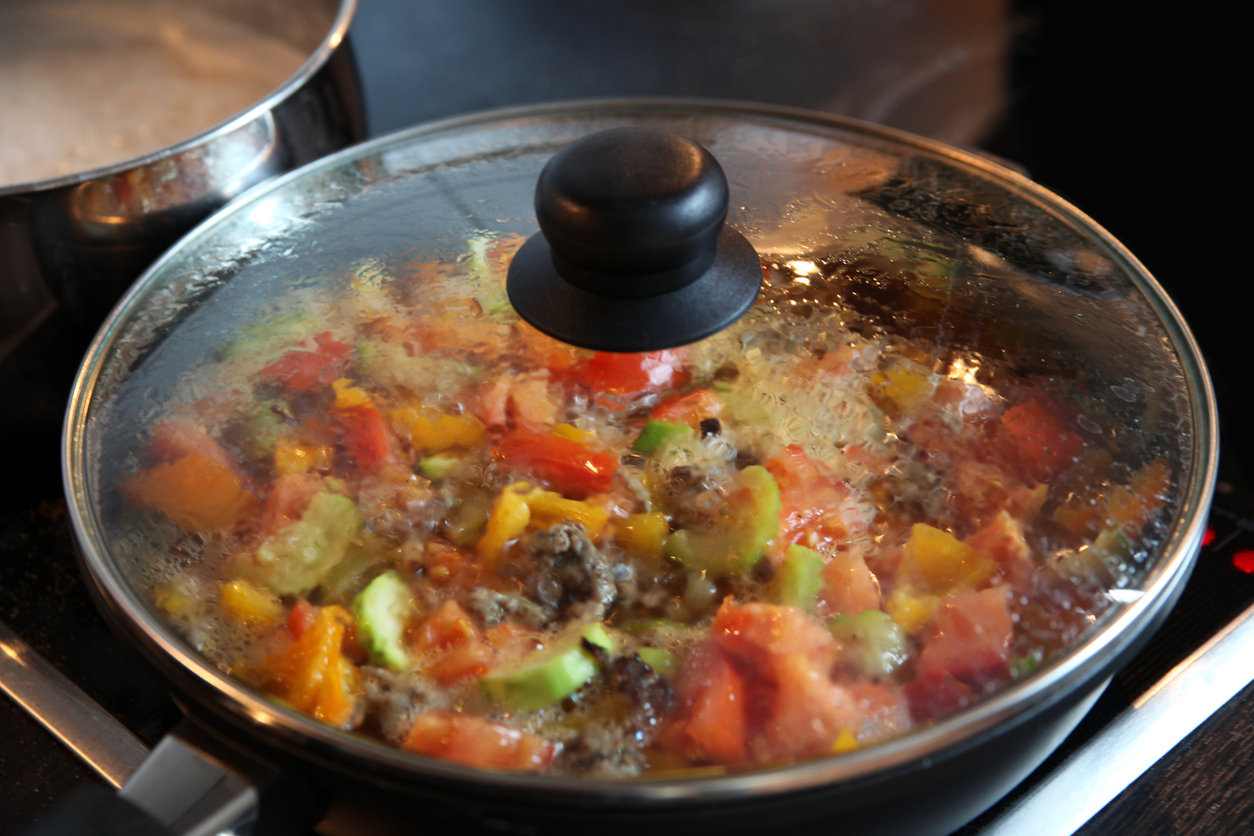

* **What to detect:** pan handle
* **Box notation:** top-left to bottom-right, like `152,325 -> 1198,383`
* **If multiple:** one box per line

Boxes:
18,719 -> 323,836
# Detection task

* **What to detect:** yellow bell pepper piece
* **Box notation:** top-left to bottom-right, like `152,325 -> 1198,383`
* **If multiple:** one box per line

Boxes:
901,523 -> 997,594
274,437 -> 332,475
524,488 -> 609,539
552,422 -> 596,445
616,512 -> 670,561
885,587 -> 938,634
873,362 -> 936,413
332,378 -> 374,410
154,581 -> 196,618
476,482 -> 611,562
831,729 -> 860,754
476,484 -> 532,562
219,579 -> 284,629
388,404 -> 486,456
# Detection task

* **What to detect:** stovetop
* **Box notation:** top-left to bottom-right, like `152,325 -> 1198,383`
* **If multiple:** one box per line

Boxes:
1,2 -> 1244,834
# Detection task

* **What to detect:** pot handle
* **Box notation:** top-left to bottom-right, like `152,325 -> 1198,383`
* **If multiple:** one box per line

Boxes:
18,719 -> 323,836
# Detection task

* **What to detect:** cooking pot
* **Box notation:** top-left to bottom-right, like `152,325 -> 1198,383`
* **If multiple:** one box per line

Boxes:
0,0 -> 364,361
53,100 -> 1215,836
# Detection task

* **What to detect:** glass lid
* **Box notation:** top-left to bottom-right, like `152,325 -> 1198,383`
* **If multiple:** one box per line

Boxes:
68,100 -> 1214,784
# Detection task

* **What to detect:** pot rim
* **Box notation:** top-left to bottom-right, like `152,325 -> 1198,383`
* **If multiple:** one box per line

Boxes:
62,97 -> 1219,803
0,0 -> 357,198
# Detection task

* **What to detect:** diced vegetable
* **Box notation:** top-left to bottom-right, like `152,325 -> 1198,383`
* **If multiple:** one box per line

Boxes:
258,332 -> 352,395
523,487 -> 609,539
615,512 -> 670,561
771,544 -> 825,610
577,350 -> 687,399
994,398 -> 1083,482
479,622 -> 616,710
651,388 -> 723,430
219,580 -> 283,629
388,404 -> 486,456
829,610 -> 909,679
351,571 -> 414,670
665,466 -> 782,576
476,485 -> 532,562
1105,458 -> 1172,538
631,419 -> 692,454
220,309 -> 316,361
248,490 -> 363,597
637,646 -> 680,676
330,401 -> 401,476
257,604 -> 361,728
899,523 -> 996,594
355,338 -> 479,397
274,436 -> 332,476
884,587 -> 938,634
681,650 -> 747,766
401,711 -> 556,772
419,453 -> 464,481
494,431 -> 618,499
415,601 -> 494,685
122,453 -> 255,531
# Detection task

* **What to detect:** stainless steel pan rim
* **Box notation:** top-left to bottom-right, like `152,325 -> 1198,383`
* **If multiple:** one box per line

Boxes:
62,97 -> 1220,804
0,0 -> 358,198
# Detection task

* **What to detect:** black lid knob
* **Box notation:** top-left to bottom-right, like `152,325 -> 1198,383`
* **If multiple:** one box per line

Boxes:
536,127 -> 728,297
507,128 -> 761,352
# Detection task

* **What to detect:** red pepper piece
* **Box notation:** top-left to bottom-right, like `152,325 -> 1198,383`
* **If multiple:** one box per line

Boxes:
494,431 -> 618,499
577,349 -> 687,398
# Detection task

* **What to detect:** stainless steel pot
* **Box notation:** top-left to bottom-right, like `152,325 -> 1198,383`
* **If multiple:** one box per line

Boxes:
0,0 -> 364,361
59,100 -> 1217,836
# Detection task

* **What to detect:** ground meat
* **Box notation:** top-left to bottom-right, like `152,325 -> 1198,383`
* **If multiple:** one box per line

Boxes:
517,522 -> 617,623
466,587 -> 548,628
358,666 -> 446,745
358,477 -> 443,540
606,652 -> 675,731
554,722 -> 649,778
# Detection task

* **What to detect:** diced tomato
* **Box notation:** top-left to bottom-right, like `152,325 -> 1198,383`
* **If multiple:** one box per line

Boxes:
484,621 -> 544,665
259,472 -> 324,534
820,549 -> 882,616
765,445 -> 857,552
993,398 -> 1083,482
414,601 -> 495,685
286,599 -> 319,639
475,373 -> 560,432
576,350 -> 688,399
494,431 -> 618,499
259,332 -> 352,394
682,650 -> 748,766
966,510 -> 1037,590
712,599 -> 835,674
903,669 -> 975,722
915,588 -> 1013,686
763,653 -> 858,763
330,403 -> 401,475
402,711 -> 556,772
651,388 -> 723,430
673,601 -> 866,766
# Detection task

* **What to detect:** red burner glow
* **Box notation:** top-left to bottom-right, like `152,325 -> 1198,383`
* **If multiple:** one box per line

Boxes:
1233,549 -> 1254,574
1203,527 -> 1216,547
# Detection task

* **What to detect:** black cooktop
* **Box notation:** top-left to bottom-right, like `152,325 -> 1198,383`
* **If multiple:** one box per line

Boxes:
2,1 -> 1244,833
